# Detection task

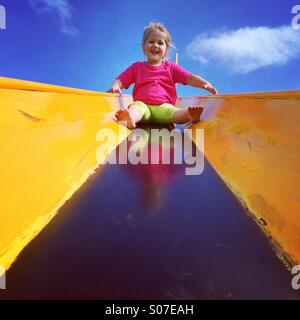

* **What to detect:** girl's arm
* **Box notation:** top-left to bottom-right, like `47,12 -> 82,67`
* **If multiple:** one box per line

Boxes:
107,79 -> 123,94
186,74 -> 218,94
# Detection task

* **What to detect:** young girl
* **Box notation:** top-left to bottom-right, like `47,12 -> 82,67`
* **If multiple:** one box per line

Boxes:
108,22 -> 218,129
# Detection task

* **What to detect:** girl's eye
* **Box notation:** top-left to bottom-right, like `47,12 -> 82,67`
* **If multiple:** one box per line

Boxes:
148,40 -> 164,45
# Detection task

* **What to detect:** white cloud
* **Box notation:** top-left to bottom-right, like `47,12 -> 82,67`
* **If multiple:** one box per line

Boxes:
186,26 -> 300,73
30,0 -> 78,36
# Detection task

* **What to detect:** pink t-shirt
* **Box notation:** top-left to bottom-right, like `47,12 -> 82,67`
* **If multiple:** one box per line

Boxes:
116,61 -> 192,105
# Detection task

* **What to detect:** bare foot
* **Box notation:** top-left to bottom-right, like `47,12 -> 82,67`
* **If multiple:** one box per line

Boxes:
188,105 -> 204,123
115,109 -> 136,129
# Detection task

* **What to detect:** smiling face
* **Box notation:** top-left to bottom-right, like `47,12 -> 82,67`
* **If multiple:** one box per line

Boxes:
143,32 -> 168,65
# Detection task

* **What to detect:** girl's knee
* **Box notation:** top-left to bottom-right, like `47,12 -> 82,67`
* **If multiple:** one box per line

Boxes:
129,101 -> 150,121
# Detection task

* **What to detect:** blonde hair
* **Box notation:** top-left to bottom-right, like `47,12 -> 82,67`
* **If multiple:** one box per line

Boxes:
142,22 -> 173,59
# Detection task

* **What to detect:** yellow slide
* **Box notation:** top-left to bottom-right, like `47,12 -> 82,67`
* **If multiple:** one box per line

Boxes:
0,77 -> 299,271
0,77 -> 131,270
182,91 -> 300,266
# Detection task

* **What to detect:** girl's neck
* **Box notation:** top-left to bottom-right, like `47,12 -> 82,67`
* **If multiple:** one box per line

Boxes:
146,60 -> 164,66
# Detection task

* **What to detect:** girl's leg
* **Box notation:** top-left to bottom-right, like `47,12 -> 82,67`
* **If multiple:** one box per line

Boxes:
115,101 -> 148,129
115,108 -> 142,129
172,105 -> 204,124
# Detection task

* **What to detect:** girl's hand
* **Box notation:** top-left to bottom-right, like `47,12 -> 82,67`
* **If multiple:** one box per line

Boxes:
204,83 -> 218,95
112,83 -> 122,95
107,87 -> 122,95
107,81 -> 122,95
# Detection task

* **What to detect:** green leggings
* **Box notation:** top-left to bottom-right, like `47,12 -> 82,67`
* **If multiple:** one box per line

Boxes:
129,101 -> 177,124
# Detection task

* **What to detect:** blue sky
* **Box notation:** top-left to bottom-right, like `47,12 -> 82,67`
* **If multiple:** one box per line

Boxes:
0,0 -> 299,96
